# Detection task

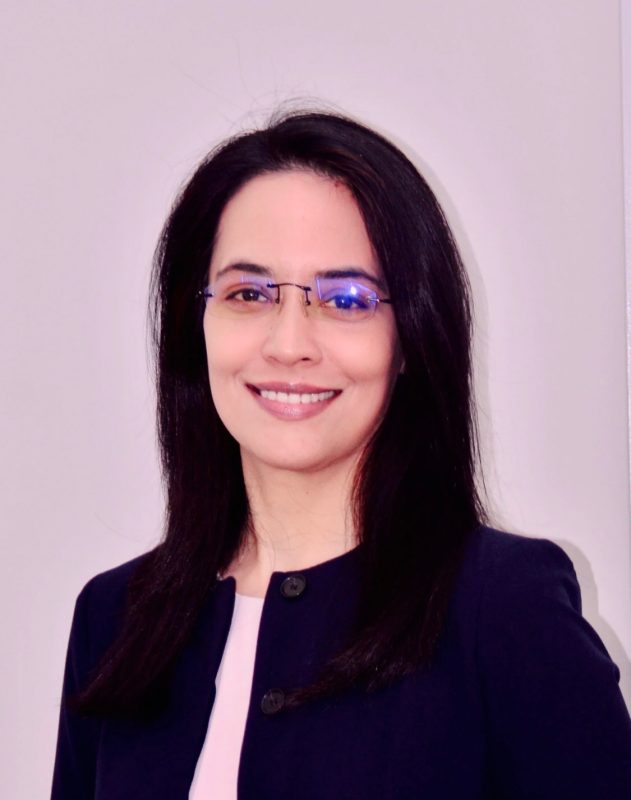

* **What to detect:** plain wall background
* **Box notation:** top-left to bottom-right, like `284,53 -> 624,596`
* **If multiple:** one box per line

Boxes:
1,1 -> 629,796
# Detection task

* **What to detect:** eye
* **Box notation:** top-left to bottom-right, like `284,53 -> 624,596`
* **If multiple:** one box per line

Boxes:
322,292 -> 371,311
318,281 -> 376,313
225,285 -> 273,304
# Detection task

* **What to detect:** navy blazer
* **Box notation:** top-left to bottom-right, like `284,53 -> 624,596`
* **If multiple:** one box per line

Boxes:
51,526 -> 631,798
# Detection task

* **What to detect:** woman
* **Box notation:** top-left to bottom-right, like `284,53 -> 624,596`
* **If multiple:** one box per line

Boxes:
51,109 -> 631,798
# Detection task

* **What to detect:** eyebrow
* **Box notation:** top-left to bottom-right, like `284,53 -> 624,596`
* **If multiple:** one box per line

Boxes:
214,261 -> 387,292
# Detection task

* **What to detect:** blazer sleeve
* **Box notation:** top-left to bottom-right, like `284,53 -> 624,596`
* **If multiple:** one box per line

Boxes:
50,578 -> 102,799
477,537 -> 631,798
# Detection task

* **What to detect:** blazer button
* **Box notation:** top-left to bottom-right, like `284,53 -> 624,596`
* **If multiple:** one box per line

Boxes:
280,574 -> 307,598
260,689 -> 285,715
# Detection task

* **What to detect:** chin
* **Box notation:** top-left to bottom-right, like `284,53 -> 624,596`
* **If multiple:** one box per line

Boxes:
241,445 -> 353,475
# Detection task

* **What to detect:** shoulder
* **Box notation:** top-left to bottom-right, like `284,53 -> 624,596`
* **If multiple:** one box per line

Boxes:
79,549 -> 153,596
70,549 -> 157,662
464,524 -> 575,573
458,532 -> 631,794
77,549 -> 154,611
447,525 -> 582,653
459,525 -> 620,685
458,524 -> 579,610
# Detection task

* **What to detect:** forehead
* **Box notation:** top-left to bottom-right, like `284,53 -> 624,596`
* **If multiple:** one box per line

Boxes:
209,170 -> 379,278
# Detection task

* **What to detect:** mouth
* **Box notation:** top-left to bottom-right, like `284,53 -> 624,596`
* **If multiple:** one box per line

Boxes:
245,383 -> 342,419
246,383 -> 342,405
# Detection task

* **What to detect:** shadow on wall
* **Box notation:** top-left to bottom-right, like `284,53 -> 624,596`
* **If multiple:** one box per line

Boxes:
557,538 -> 631,709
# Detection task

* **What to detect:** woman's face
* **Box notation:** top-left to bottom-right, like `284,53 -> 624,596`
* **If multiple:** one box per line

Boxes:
204,169 -> 403,475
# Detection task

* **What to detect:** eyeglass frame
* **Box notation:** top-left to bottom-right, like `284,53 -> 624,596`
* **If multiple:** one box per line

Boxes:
196,278 -> 393,317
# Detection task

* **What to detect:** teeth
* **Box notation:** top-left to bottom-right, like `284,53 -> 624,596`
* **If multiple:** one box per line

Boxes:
259,389 -> 336,404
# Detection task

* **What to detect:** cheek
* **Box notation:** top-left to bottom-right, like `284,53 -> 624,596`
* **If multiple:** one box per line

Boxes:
203,322 -> 256,422
341,324 -> 400,387
204,319 -> 253,376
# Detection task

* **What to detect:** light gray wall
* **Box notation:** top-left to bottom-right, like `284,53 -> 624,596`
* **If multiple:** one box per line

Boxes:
1,1 -> 629,796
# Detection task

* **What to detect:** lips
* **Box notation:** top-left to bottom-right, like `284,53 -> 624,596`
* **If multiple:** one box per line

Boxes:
245,382 -> 342,420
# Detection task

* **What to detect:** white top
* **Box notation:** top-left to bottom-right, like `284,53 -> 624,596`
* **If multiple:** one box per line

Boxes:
189,592 -> 265,799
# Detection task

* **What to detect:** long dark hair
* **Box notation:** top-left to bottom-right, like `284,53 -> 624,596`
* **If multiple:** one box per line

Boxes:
71,108 -> 486,717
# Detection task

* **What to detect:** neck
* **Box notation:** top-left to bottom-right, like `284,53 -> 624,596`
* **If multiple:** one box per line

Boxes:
226,451 -> 359,596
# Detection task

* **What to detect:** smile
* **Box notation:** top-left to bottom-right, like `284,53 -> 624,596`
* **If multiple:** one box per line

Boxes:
246,384 -> 342,420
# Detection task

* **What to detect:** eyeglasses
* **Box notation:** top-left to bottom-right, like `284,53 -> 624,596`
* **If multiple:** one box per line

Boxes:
197,272 -> 393,323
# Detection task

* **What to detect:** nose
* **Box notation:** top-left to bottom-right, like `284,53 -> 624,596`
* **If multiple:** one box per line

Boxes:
260,285 -> 323,366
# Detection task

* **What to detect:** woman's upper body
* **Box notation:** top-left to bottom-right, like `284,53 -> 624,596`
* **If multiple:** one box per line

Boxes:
65,108 -> 487,727
50,110 -> 631,798
51,525 -> 631,799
